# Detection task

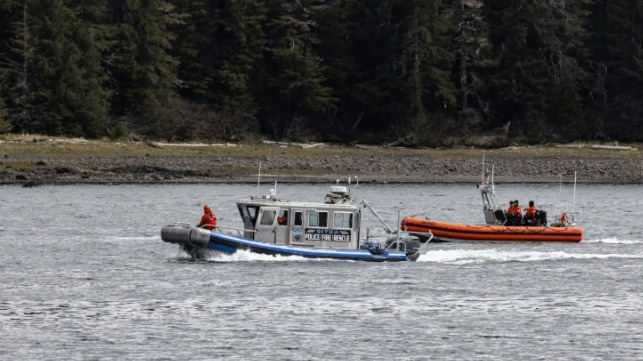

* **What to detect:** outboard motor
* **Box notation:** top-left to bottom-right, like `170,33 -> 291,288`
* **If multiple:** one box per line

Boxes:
494,209 -> 507,224
537,210 -> 547,226
161,224 -> 211,248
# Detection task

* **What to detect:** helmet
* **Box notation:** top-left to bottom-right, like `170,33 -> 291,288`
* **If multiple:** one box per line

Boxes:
514,200 -> 519,205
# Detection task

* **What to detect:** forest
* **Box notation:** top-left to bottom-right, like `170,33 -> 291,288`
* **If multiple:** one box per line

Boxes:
0,0 -> 641,146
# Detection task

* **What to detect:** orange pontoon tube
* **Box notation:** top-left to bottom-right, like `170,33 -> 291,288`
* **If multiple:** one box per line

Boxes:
401,216 -> 583,242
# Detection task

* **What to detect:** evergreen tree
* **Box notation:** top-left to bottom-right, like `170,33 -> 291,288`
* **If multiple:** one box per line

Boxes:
259,0 -> 335,139
171,0 -> 212,101
209,0 -> 267,116
308,0 -> 359,139
394,0 -> 455,142
2,0 -> 108,136
0,97 -> 10,133
336,0 -> 454,144
586,0 -> 643,141
335,0 -> 411,139
64,0 -> 111,137
483,0 -> 589,141
0,2 -> 15,115
447,0 -> 489,135
108,0 -> 178,133
1,0 -> 35,133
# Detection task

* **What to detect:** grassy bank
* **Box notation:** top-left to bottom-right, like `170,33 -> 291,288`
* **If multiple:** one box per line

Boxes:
1,134 -> 641,160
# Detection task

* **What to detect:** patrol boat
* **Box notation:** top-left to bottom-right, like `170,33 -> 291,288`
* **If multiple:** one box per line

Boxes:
400,168 -> 583,243
161,185 -> 430,261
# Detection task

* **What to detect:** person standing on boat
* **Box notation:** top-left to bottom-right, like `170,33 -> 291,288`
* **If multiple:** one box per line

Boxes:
198,204 -> 217,230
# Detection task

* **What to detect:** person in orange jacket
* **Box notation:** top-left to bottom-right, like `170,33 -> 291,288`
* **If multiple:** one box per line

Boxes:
525,200 -> 537,219
523,200 -> 537,226
506,200 -> 522,226
513,200 -> 522,216
197,204 -> 217,230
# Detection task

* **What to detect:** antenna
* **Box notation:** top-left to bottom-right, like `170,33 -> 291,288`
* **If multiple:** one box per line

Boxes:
557,173 -> 563,209
481,152 -> 485,181
274,180 -> 278,198
349,176 -> 359,196
572,171 -> 577,223
257,162 -> 262,188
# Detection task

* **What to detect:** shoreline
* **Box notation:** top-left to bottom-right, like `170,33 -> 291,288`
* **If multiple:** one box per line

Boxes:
2,137 -> 642,185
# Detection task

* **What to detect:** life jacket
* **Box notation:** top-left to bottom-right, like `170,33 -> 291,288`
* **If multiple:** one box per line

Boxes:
526,206 -> 537,219
198,211 -> 217,229
514,205 -> 522,215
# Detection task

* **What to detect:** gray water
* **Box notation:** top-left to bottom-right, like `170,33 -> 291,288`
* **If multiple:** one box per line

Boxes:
1,183 -> 642,360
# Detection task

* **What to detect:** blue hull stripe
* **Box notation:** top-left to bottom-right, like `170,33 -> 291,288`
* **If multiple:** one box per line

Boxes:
207,242 -> 238,254
208,231 -> 407,262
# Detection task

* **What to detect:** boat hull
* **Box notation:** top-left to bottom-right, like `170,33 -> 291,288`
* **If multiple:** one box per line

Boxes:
401,217 -> 583,243
161,224 -> 409,262
206,231 -> 408,262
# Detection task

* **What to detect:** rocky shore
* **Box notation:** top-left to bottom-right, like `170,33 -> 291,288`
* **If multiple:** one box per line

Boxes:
1,138 -> 642,184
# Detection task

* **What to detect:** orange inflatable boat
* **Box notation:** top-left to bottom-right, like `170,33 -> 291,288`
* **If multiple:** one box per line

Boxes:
401,217 -> 583,243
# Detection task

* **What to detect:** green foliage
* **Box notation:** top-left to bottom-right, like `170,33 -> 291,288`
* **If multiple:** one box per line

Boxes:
211,0 -> 267,116
0,0 -> 110,137
171,0 -> 212,101
0,0 -> 641,144
482,0 -> 590,142
107,0 -> 178,122
0,97 -> 11,133
585,0 -> 643,141
258,0 -> 336,139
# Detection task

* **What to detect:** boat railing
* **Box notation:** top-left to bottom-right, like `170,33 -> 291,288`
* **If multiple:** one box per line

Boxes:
414,231 -> 434,255
215,225 -> 267,242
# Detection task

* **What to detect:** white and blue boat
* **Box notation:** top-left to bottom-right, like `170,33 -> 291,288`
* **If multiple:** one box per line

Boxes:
161,185 -> 430,262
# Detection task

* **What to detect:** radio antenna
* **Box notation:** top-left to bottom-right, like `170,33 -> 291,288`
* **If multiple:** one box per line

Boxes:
572,171 -> 577,223
256,162 -> 262,188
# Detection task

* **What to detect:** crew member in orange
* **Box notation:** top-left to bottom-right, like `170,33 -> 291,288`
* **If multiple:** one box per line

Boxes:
277,210 -> 288,225
523,200 -> 538,226
506,200 -> 522,226
525,200 -> 537,219
506,200 -> 517,216
514,200 -> 523,215
198,204 -> 217,230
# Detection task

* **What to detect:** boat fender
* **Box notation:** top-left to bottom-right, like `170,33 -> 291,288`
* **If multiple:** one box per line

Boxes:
189,227 -> 211,248
560,212 -> 569,225
161,224 -> 210,248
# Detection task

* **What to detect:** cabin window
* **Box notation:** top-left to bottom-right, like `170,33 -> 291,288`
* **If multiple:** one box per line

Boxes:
238,205 -> 260,226
260,210 -> 276,225
308,210 -> 328,227
334,212 -> 353,229
294,211 -> 303,226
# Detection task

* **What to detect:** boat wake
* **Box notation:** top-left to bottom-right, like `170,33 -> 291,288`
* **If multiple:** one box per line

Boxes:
583,238 -> 642,244
416,249 -> 643,264
205,249 -> 314,263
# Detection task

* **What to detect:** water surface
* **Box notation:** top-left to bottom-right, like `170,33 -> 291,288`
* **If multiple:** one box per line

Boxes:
1,183 -> 641,360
